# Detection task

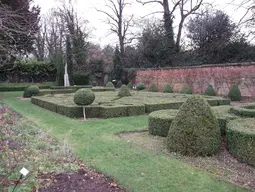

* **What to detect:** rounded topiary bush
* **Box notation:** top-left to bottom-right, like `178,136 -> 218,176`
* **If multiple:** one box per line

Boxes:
136,83 -> 145,90
106,82 -> 115,88
127,82 -> 133,89
228,85 -> 242,101
167,95 -> 221,156
118,85 -> 132,97
74,88 -> 95,106
116,80 -> 122,88
74,89 -> 95,120
180,84 -> 192,94
204,84 -> 216,96
24,85 -> 40,98
149,84 -> 158,92
226,118 -> 255,166
163,84 -> 173,93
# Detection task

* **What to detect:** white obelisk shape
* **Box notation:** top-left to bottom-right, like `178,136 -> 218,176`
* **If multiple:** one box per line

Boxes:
64,63 -> 70,87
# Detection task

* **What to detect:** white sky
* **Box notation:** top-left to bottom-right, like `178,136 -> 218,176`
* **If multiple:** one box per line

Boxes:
33,0 -> 249,47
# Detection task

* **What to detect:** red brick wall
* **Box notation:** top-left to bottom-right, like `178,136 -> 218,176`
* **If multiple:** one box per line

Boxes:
135,63 -> 255,97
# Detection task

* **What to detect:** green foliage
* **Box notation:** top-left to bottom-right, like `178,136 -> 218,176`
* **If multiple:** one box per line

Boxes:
149,84 -> 158,92
230,104 -> 255,117
73,72 -> 90,85
180,84 -> 192,94
106,82 -> 115,88
127,82 -> 133,89
116,80 -> 123,88
149,110 -> 179,137
0,82 -> 55,92
163,84 -> 173,93
118,85 -> 132,97
112,46 -> 123,80
74,89 -> 95,106
136,83 -> 146,90
204,84 -> 216,96
226,118 -> 255,166
228,85 -> 242,101
167,95 -> 221,156
50,85 -> 92,89
24,85 -> 40,98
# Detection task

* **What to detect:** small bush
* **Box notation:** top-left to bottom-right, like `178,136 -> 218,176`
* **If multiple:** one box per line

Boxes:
149,84 -> 158,92
228,85 -> 242,101
24,85 -> 40,98
106,82 -> 115,88
74,89 -> 95,106
204,84 -> 216,96
180,84 -> 192,94
167,95 -> 221,156
23,88 -> 32,98
73,72 -> 90,85
127,82 -> 133,89
136,83 -> 145,90
163,84 -> 173,93
116,80 -> 122,88
118,85 -> 132,97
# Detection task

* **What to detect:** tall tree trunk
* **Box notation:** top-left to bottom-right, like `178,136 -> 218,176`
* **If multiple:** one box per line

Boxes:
176,19 -> 185,52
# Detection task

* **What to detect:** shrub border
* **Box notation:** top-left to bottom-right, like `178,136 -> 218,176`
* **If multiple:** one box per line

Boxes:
230,105 -> 255,117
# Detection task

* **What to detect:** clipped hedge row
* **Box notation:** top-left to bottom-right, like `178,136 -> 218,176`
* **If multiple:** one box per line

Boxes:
148,106 -> 236,137
31,97 -> 146,118
226,118 -> 255,166
0,83 -> 54,92
50,85 -> 92,89
149,110 -> 179,137
230,104 -> 255,117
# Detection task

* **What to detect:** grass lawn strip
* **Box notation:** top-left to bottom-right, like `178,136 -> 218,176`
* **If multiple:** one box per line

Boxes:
1,91 -> 250,192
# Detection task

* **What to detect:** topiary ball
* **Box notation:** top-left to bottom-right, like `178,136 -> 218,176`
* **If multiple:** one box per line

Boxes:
127,82 -> 133,89
118,85 -> 132,97
204,84 -> 216,96
116,80 -> 122,88
149,84 -> 158,92
163,84 -> 173,93
228,85 -> 242,101
106,82 -> 115,88
23,88 -> 32,98
180,84 -> 192,94
167,95 -> 221,156
74,88 -> 95,106
136,83 -> 145,90
24,85 -> 40,98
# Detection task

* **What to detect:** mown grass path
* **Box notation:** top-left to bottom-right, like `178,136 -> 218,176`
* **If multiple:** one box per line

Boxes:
2,92 -> 250,192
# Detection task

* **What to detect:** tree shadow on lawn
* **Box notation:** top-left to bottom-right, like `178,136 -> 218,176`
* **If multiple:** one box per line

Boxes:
118,131 -> 255,190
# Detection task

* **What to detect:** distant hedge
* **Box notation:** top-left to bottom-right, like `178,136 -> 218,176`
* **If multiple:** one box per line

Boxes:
0,82 -> 55,92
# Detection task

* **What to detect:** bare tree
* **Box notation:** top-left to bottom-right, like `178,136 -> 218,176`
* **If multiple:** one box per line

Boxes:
96,0 -> 134,64
137,0 -> 204,52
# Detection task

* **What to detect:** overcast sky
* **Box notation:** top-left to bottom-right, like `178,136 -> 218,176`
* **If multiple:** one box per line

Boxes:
33,0 -> 248,47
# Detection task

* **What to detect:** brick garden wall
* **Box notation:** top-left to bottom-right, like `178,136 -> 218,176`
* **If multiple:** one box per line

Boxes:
135,62 -> 255,97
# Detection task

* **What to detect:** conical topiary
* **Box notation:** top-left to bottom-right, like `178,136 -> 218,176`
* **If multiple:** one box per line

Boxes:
149,84 -> 158,92
180,84 -> 192,94
127,82 -> 133,89
118,84 -> 132,97
167,95 -> 221,156
228,85 -> 242,101
106,81 -> 115,88
163,84 -> 173,93
204,84 -> 216,96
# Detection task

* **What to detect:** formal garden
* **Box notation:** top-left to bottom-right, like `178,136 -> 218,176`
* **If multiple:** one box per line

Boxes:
0,81 -> 254,191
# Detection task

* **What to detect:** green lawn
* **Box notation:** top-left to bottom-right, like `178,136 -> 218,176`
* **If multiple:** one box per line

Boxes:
1,92 -> 250,192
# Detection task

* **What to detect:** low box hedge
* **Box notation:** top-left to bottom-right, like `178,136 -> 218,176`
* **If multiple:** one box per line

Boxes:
50,85 -> 92,89
148,110 -> 179,137
148,106 -> 236,137
230,104 -> 255,118
226,118 -> 255,166
145,102 -> 183,113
